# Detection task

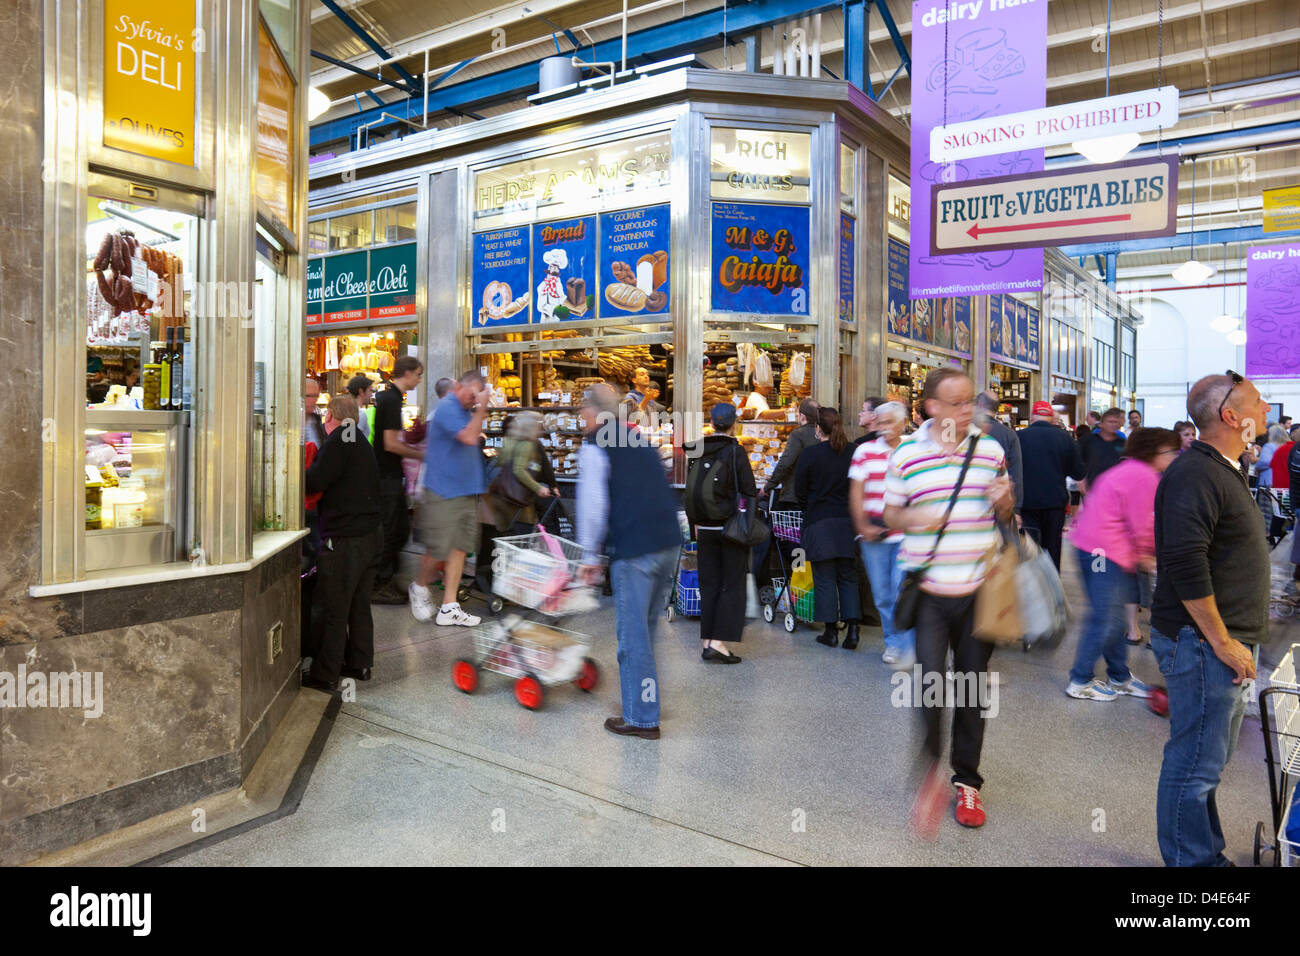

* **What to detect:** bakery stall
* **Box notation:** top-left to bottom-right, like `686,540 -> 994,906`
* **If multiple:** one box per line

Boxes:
307,67 -> 911,488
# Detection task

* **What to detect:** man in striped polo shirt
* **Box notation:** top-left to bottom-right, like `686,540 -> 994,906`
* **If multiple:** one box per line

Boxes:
884,368 -> 1016,833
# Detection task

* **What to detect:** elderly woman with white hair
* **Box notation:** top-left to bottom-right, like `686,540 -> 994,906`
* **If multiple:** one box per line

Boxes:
1255,423 -> 1290,489
848,401 -> 915,666
490,410 -> 559,535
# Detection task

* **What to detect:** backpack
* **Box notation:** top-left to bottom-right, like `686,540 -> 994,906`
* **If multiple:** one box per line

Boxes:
685,443 -> 736,526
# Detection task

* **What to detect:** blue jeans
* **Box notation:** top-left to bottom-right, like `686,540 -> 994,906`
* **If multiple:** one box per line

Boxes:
610,547 -> 677,728
1151,626 -> 1253,867
1069,546 -> 1136,686
859,538 -> 914,657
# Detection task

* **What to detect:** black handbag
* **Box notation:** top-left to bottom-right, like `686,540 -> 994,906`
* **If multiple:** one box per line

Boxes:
487,441 -> 533,508
894,435 -> 979,630
723,443 -> 769,548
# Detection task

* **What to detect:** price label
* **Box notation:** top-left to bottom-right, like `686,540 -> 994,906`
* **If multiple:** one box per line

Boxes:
131,256 -> 149,294
560,392 -> 571,404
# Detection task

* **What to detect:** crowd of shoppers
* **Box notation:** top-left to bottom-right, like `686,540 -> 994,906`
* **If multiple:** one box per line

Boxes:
297,345 -> 1284,865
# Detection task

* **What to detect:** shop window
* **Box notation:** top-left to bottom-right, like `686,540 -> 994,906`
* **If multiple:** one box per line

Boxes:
259,0 -> 297,74
308,218 -> 328,255
329,210 -> 372,251
374,202 -> 417,245
252,239 -> 296,532
311,186 -> 418,218
839,142 -> 857,215
887,175 -> 910,243
84,181 -> 202,572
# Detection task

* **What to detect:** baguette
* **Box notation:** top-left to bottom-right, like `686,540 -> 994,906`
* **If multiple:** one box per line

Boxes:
604,282 -> 647,312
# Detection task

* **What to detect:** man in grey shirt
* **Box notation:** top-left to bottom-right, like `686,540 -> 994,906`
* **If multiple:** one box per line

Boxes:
975,391 -> 1024,511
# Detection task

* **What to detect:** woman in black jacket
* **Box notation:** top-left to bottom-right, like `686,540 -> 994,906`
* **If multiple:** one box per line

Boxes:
686,403 -> 757,664
795,407 -> 861,649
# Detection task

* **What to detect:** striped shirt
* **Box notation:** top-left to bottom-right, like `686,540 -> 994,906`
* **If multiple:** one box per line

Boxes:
848,437 -> 903,542
884,422 -> 1006,596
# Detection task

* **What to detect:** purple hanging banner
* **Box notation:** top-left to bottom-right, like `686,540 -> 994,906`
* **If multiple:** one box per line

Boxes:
1246,243 -> 1300,379
909,0 -> 1047,298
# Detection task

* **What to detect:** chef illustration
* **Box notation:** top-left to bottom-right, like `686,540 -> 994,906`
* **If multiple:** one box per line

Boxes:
537,248 -> 569,322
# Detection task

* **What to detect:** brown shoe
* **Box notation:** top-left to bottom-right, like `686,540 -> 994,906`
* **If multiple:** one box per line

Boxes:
603,717 -> 660,739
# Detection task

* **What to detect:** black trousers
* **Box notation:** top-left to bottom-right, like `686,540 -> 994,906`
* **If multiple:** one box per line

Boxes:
1020,507 -> 1066,570
855,550 -> 882,626
310,525 -> 382,685
697,529 -> 748,644
915,592 -> 995,789
812,557 -> 860,624
375,476 -> 408,587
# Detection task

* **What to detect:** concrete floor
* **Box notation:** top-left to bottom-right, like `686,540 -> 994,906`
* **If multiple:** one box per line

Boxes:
169,540 -> 1298,867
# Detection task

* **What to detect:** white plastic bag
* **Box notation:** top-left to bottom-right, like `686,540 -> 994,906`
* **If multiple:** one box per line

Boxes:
788,352 -> 807,387
754,350 -> 773,388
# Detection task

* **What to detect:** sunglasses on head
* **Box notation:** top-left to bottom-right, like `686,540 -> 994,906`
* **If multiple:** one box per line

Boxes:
1217,370 -> 1244,420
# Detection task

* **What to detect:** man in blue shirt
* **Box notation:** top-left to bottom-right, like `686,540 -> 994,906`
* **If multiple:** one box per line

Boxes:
410,370 -> 489,626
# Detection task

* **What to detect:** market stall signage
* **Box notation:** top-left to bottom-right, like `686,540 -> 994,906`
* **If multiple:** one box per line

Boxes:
598,204 -> 670,319
1245,243 -> 1300,380
256,23 -> 294,233
102,0 -> 197,165
1027,304 -> 1040,365
710,202 -> 809,315
839,214 -> 855,325
989,293 -> 1041,368
367,243 -> 417,320
887,236 -> 973,357
710,129 -> 812,203
1263,185 -> 1300,234
910,0 -> 1047,298
321,251 -> 368,323
930,87 -> 1179,163
306,257 -> 323,326
472,227 -> 530,328
932,156 -> 1178,254
532,217 -> 596,322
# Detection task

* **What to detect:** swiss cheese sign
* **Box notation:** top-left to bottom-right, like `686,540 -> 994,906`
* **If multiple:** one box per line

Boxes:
931,156 -> 1177,254
103,0 -> 196,166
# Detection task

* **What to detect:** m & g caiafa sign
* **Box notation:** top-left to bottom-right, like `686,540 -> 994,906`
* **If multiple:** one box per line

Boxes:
102,0 -> 196,166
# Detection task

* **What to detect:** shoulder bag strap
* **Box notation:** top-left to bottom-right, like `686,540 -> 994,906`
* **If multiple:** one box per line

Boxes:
917,432 -> 980,570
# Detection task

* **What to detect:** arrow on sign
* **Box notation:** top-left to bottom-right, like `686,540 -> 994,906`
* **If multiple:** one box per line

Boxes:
966,213 -> 1131,241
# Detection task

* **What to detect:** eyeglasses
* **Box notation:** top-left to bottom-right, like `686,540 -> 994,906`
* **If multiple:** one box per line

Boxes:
1217,370 -> 1244,420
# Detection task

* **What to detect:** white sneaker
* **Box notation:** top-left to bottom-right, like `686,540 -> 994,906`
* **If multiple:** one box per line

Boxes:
409,583 -> 435,622
1066,678 -> 1118,701
1108,676 -> 1155,699
882,650 -> 900,664
436,603 -> 481,627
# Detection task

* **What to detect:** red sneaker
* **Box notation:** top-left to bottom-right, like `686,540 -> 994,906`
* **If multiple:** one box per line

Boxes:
954,783 -> 986,827
909,763 -> 946,841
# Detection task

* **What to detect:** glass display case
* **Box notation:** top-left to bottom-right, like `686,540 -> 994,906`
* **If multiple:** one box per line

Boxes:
84,410 -> 187,572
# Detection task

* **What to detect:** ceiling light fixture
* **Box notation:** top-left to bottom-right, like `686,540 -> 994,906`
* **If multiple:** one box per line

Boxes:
307,87 -> 332,122
1226,329 -> 1247,346
1073,131 -> 1140,165
1210,314 -> 1239,333
1173,156 -> 1215,285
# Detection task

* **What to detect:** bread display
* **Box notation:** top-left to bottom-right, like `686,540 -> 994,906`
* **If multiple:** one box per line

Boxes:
638,250 -> 668,290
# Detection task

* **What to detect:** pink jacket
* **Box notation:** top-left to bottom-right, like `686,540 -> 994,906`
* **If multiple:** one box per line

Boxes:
1068,458 -> 1159,573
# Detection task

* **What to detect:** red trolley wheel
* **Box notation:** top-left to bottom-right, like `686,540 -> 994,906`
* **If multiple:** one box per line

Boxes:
1148,687 -> 1169,717
452,659 -> 479,694
514,673 -> 544,710
574,657 -> 599,692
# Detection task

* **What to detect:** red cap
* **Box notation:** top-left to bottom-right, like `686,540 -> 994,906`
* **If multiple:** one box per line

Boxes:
1032,401 -> 1055,418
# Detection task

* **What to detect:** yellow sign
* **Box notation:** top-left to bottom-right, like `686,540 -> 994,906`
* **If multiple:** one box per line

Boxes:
257,23 -> 294,231
102,0 -> 196,165
1263,185 -> 1300,234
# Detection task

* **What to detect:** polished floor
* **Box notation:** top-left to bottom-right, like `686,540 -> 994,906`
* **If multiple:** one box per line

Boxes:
169,538 -> 1297,867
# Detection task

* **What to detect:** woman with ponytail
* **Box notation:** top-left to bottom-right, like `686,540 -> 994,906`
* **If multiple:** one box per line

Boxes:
794,407 -> 862,648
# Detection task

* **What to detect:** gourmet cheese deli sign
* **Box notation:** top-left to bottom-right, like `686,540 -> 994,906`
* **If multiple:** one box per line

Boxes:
931,156 -> 1178,254
103,0 -> 196,166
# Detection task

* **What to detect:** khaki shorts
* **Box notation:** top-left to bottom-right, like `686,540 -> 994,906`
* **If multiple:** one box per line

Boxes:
417,489 -> 481,557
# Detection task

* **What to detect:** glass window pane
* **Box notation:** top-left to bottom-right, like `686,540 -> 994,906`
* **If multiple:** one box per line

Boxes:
329,210 -> 371,251
310,186 -> 418,218
259,0 -> 296,73
840,143 -> 856,214
308,217 -> 328,255
709,127 -> 810,203
374,202 -> 417,245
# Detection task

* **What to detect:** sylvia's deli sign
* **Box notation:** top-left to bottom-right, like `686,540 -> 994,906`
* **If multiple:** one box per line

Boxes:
102,0 -> 196,166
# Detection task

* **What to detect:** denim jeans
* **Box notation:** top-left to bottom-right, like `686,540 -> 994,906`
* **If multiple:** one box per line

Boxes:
610,546 -> 677,728
859,538 -> 914,657
1151,626 -> 1254,867
1069,546 -> 1136,686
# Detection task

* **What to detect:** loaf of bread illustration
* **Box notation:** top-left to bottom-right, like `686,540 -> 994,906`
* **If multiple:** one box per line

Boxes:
604,282 -> 647,312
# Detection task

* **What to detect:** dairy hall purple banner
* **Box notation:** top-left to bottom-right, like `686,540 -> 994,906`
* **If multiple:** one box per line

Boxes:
1246,243 -> 1300,379
909,0 -> 1047,298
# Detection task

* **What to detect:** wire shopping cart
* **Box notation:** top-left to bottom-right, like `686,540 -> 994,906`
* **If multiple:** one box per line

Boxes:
450,505 -> 599,709
666,541 -> 700,622
1255,642 -> 1300,867
763,574 -> 816,633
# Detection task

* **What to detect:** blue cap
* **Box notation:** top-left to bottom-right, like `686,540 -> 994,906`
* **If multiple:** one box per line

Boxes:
710,402 -> 737,429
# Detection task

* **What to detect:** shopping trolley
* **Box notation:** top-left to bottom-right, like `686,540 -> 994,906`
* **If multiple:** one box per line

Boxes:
450,503 -> 599,710
1255,642 -> 1300,867
759,502 -> 815,633
666,540 -> 701,622
1256,487 -> 1294,550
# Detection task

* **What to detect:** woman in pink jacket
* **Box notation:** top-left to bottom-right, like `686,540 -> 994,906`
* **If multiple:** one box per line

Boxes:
1066,427 -> 1181,701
